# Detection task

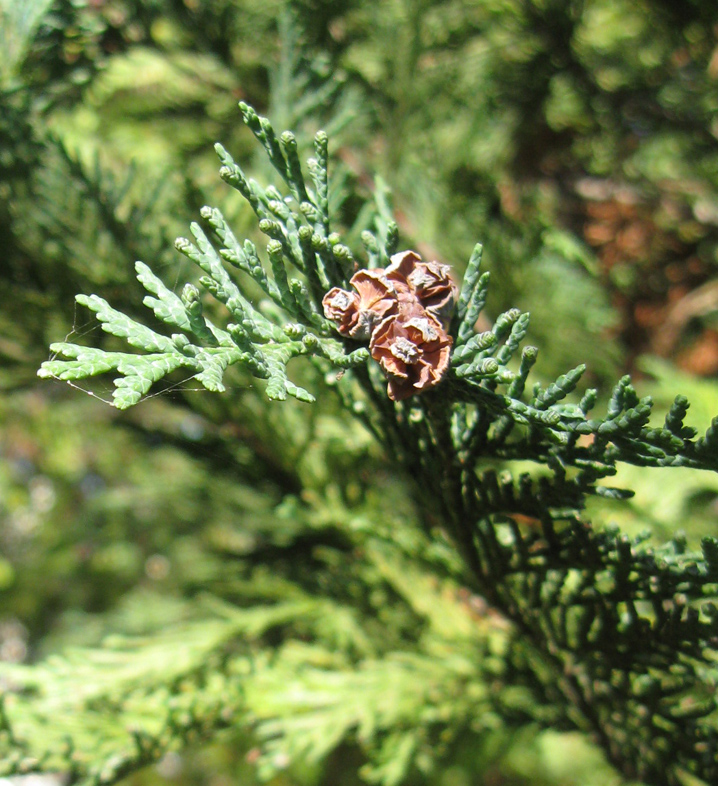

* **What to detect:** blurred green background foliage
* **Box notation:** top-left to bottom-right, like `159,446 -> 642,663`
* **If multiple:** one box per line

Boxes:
1,0 -> 718,784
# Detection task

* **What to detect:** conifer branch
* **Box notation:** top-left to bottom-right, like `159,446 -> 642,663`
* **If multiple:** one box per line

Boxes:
31,103 -> 718,785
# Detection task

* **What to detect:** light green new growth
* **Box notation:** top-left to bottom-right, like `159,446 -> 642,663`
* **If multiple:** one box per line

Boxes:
0,523 -> 502,786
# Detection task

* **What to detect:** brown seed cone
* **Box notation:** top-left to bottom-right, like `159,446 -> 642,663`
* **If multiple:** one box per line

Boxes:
369,311 -> 452,401
386,251 -> 458,327
322,269 -> 399,339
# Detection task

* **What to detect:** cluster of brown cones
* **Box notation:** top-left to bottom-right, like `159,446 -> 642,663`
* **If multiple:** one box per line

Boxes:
322,251 -> 457,401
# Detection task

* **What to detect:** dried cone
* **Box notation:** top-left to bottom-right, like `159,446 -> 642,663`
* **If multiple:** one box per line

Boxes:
322,287 -> 361,333
386,250 -> 458,327
369,312 -> 452,401
322,269 -> 399,340
323,251 -> 457,400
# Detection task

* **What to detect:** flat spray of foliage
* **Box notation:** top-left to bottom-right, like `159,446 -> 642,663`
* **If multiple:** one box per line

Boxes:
4,103 -> 718,786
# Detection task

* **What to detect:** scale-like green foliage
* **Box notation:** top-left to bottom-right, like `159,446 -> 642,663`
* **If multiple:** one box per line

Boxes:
19,103 -> 718,786
39,106 -> 369,406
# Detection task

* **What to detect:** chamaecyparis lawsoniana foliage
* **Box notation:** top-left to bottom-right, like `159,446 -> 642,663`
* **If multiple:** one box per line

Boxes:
1,101 -> 713,786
